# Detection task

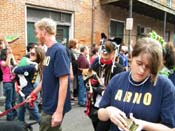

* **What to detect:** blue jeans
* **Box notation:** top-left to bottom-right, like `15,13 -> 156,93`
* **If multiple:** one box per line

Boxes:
78,75 -> 86,106
3,82 -> 16,120
18,95 -> 41,123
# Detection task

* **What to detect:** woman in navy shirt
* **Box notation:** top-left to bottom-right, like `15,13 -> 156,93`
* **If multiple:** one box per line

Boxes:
98,37 -> 175,131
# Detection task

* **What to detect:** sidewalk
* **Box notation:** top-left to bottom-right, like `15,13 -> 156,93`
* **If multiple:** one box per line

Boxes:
0,96 -> 5,113
0,96 -> 5,105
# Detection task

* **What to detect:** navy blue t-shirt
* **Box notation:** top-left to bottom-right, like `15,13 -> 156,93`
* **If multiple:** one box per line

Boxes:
42,43 -> 71,115
169,72 -> 175,86
100,71 -> 175,131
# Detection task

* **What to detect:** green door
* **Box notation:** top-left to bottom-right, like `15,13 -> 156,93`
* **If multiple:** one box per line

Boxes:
27,23 -> 69,46
27,22 -> 38,43
56,25 -> 69,46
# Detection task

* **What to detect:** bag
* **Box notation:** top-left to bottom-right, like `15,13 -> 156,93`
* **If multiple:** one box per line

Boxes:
0,121 -> 28,131
0,121 -> 38,131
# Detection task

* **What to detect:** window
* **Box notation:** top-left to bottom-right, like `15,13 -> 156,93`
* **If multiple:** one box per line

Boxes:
110,20 -> 124,40
167,0 -> 172,8
27,8 -> 72,24
27,8 -> 72,45
56,25 -> 69,45
137,24 -> 151,37
153,0 -> 160,2
27,22 -> 37,43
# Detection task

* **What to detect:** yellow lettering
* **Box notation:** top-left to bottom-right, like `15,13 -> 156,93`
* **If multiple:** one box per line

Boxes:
43,56 -> 50,66
123,91 -> 132,102
115,90 -> 123,101
143,93 -> 152,106
114,90 -> 152,106
133,93 -> 142,104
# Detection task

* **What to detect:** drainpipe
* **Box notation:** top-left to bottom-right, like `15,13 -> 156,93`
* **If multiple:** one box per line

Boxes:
128,0 -> 133,55
91,0 -> 95,47
163,11 -> 167,40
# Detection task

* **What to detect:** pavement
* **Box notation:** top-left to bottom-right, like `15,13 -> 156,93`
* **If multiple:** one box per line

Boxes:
0,97 -> 94,131
0,96 -> 5,106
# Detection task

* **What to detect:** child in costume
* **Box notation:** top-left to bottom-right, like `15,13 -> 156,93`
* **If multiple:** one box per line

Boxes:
84,34 -> 124,131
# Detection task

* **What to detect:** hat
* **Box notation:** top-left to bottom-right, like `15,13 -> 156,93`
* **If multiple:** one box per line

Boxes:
5,34 -> 20,43
101,40 -> 117,54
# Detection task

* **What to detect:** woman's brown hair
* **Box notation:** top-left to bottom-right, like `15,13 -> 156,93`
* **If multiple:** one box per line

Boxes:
33,46 -> 45,80
68,39 -> 77,49
132,37 -> 163,85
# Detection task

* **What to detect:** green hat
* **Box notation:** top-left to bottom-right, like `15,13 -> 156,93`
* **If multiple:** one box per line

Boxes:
5,34 -> 20,43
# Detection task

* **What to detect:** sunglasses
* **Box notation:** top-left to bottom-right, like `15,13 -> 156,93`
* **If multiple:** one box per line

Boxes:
30,52 -> 36,56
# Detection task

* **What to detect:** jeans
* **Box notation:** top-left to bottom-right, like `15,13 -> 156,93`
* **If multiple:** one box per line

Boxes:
3,82 -> 16,120
78,75 -> 86,106
18,95 -> 41,123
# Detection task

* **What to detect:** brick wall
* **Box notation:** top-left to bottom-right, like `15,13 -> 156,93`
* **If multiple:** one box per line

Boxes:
0,0 -> 26,59
94,3 -> 174,46
0,0 -> 93,58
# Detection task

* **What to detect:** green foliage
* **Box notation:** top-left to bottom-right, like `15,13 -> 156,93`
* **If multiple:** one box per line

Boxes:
149,31 -> 166,48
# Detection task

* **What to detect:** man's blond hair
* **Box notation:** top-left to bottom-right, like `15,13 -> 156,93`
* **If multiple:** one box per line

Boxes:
35,18 -> 56,35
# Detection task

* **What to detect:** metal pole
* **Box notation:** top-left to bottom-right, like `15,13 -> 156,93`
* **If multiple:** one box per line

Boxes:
128,0 -> 133,56
163,12 -> 167,40
91,0 -> 95,47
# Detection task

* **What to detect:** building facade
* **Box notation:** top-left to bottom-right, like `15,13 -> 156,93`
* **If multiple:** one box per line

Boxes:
0,0 -> 175,58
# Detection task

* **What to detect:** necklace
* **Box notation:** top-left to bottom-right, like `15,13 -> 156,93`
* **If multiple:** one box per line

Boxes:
122,84 -> 143,117
122,72 -> 150,116
128,71 -> 150,87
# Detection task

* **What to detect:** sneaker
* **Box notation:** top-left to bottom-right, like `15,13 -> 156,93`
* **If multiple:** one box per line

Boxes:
71,102 -> 75,106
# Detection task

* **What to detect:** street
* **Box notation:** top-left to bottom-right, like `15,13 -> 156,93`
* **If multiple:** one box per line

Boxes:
0,98 -> 94,131
32,103 -> 94,131
0,96 -> 94,131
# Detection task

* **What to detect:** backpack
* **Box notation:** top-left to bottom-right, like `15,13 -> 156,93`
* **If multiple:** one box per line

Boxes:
70,51 -> 78,75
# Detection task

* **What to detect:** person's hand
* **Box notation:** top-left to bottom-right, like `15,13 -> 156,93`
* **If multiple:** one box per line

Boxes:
26,91 -> 37,108
7,53 -> 13,59
129,113 -> 143,130
106,106 -> 129,131
51,111 -> 63,127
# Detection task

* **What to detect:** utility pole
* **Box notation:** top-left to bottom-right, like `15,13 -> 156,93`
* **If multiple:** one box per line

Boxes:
163,11 -> 167,40
127,0 -> 133,55
91,0 -> 95,47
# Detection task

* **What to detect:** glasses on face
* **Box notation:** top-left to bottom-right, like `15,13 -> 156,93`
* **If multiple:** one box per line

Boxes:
30,52 -> 36,56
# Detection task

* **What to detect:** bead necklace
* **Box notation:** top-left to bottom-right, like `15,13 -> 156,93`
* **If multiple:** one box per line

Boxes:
122,72 -> 150,116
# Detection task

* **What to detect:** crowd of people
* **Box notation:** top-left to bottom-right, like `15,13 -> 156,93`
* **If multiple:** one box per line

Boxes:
0,17 -> 175,131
